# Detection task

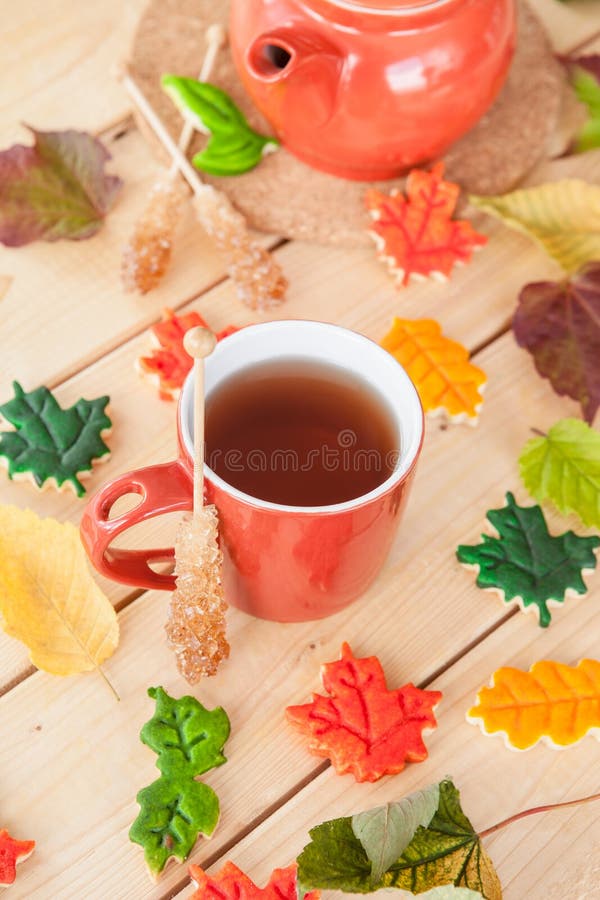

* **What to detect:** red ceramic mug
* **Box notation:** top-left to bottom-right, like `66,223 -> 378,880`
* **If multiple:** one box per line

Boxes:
81,321 -> 424,622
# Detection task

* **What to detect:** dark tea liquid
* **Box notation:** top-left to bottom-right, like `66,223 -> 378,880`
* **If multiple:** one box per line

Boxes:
205,358 -> 399,506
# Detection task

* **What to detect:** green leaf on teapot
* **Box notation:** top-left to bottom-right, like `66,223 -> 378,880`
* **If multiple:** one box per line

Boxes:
162,75 -> 279,176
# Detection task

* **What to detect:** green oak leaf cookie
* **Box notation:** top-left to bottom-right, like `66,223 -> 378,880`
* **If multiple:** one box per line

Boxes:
457,492 -> 599,627
297,779 -> 501,899
129,774 -> 220,878
162,76 -> 279,176
129,686 -> 230,878
141,686 -> 230,778
0,381 -> 111,496
519,419 -> 600,530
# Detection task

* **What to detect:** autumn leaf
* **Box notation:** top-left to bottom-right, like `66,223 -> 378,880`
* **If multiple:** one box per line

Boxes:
189,862 -> 319,900
0,505 -> 119,677
564,55 -> 600,152
468,658 -> 600,750
381,318 -> 486,424
0,830 -> 35,887
0,381 -> 111,496
457,492 -> 600,627
0,127 -> 121,246
130,686 -> 230,878
297,778 -> 502,899
365,163 -> 487,286
137,308 -> 240,401
513,263 -> 600,423
519,419 -> 600,529
162,77 -> 279,176
470,180 -> 600,273
286,642 -> 442,782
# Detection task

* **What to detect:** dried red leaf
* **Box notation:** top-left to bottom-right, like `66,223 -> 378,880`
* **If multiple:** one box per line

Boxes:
189,862 -> 319,900
286,643 -> 442,782
365,162 -> 487,286
137,308 -> 241,401
513,261 -> 600,423
0,829 -> 35,887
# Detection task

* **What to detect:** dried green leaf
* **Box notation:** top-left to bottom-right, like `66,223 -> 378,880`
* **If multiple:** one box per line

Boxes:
0,127 -> 121,246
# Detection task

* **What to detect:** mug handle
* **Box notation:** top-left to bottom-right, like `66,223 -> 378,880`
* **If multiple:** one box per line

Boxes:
80,460 -> 192,591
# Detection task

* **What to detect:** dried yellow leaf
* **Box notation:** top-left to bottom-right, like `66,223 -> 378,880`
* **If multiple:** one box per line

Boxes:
0,506 -> 119,677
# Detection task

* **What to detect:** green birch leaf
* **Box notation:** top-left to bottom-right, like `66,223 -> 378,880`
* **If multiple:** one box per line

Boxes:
297,780 -> 501,899
457,492 -> 599,627
352,783 -> 440,883
520,419 -> 600,529
0,381 -> 111,496
128,774 -> 220,878
141,686 -> 230,779
470,180 -> 600,273
161,76 -> 279,175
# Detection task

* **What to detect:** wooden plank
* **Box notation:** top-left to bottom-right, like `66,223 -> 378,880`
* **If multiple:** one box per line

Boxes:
174,581 -> 600,900
1,330 -> 594,898
528,0 -> 600,52
0,0 -> 147,146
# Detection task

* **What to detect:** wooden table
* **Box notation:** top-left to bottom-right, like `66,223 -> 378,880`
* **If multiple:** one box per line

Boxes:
1,2 -> 599,897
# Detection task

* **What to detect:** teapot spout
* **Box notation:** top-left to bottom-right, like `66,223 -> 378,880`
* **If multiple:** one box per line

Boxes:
246,26 -> 344,126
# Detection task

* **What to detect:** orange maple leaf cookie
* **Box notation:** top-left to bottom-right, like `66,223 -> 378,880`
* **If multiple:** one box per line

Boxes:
381,317 -> 486,424
366,162 -> 487,286
0,829 -> 35,887
189,862 -> 319,899
286,643 -> 442,782
137,308 -> 240,401
468,659 -> 600,751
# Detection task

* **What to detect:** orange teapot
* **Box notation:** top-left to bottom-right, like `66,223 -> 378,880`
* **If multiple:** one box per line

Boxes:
229,0 -> 516,181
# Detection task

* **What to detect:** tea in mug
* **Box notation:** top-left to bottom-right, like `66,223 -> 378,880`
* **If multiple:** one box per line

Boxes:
205,357 -> 399,506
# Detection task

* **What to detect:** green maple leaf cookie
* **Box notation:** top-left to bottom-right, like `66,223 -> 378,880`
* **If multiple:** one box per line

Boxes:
140,686 -> 230,779
519,419 -> 600,530
457,492 -> 599,627
297,779 -> 501,899
0,381 -> 111,496
129,774 -> 220,878
129,686 -> 230,878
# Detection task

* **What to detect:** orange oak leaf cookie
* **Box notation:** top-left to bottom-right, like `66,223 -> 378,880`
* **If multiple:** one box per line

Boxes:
137,308 -> 240,401
365,162 -> 487,286
189,862 -> 319,900
286,643 -> 442,782
381,317 -> 486,424
468,659 -> 600,751
0,829 -> 35,887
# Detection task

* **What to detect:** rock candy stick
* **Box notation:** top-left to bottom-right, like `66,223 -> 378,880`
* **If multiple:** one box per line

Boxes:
121,25 -> 226,294
165,327 -> 229,681
122,60 -> 288,310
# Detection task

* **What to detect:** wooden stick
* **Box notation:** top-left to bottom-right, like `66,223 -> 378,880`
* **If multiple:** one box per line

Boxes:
183,327 -> 218,517
168,24 -> 227,179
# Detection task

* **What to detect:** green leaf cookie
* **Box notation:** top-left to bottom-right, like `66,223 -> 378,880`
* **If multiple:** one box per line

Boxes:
297,779 -> 501,899
457,492 -> 600,627
519,419 -> 600,530
129,775 -> 220,878
141,686 -> 230,778
162,76 -> 279,176
0,381 -> 111,496
129,686 -> 230,878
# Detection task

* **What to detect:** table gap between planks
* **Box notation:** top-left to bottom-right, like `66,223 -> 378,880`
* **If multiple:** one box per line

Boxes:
0,2 -> 599,899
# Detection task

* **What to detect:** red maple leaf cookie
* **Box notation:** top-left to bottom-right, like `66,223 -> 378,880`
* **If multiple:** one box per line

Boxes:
189,862 -> 319,899
365,162 -> 487,286
0,829 -> 35,887
286,643 -> 442,782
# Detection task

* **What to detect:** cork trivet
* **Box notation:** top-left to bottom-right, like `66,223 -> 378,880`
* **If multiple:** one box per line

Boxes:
127,0 -> 570,247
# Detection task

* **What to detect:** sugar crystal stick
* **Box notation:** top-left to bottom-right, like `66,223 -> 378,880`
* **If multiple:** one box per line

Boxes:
122,38 -> 288,309
165,327 -> 229,681
121,25 -> 227,294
